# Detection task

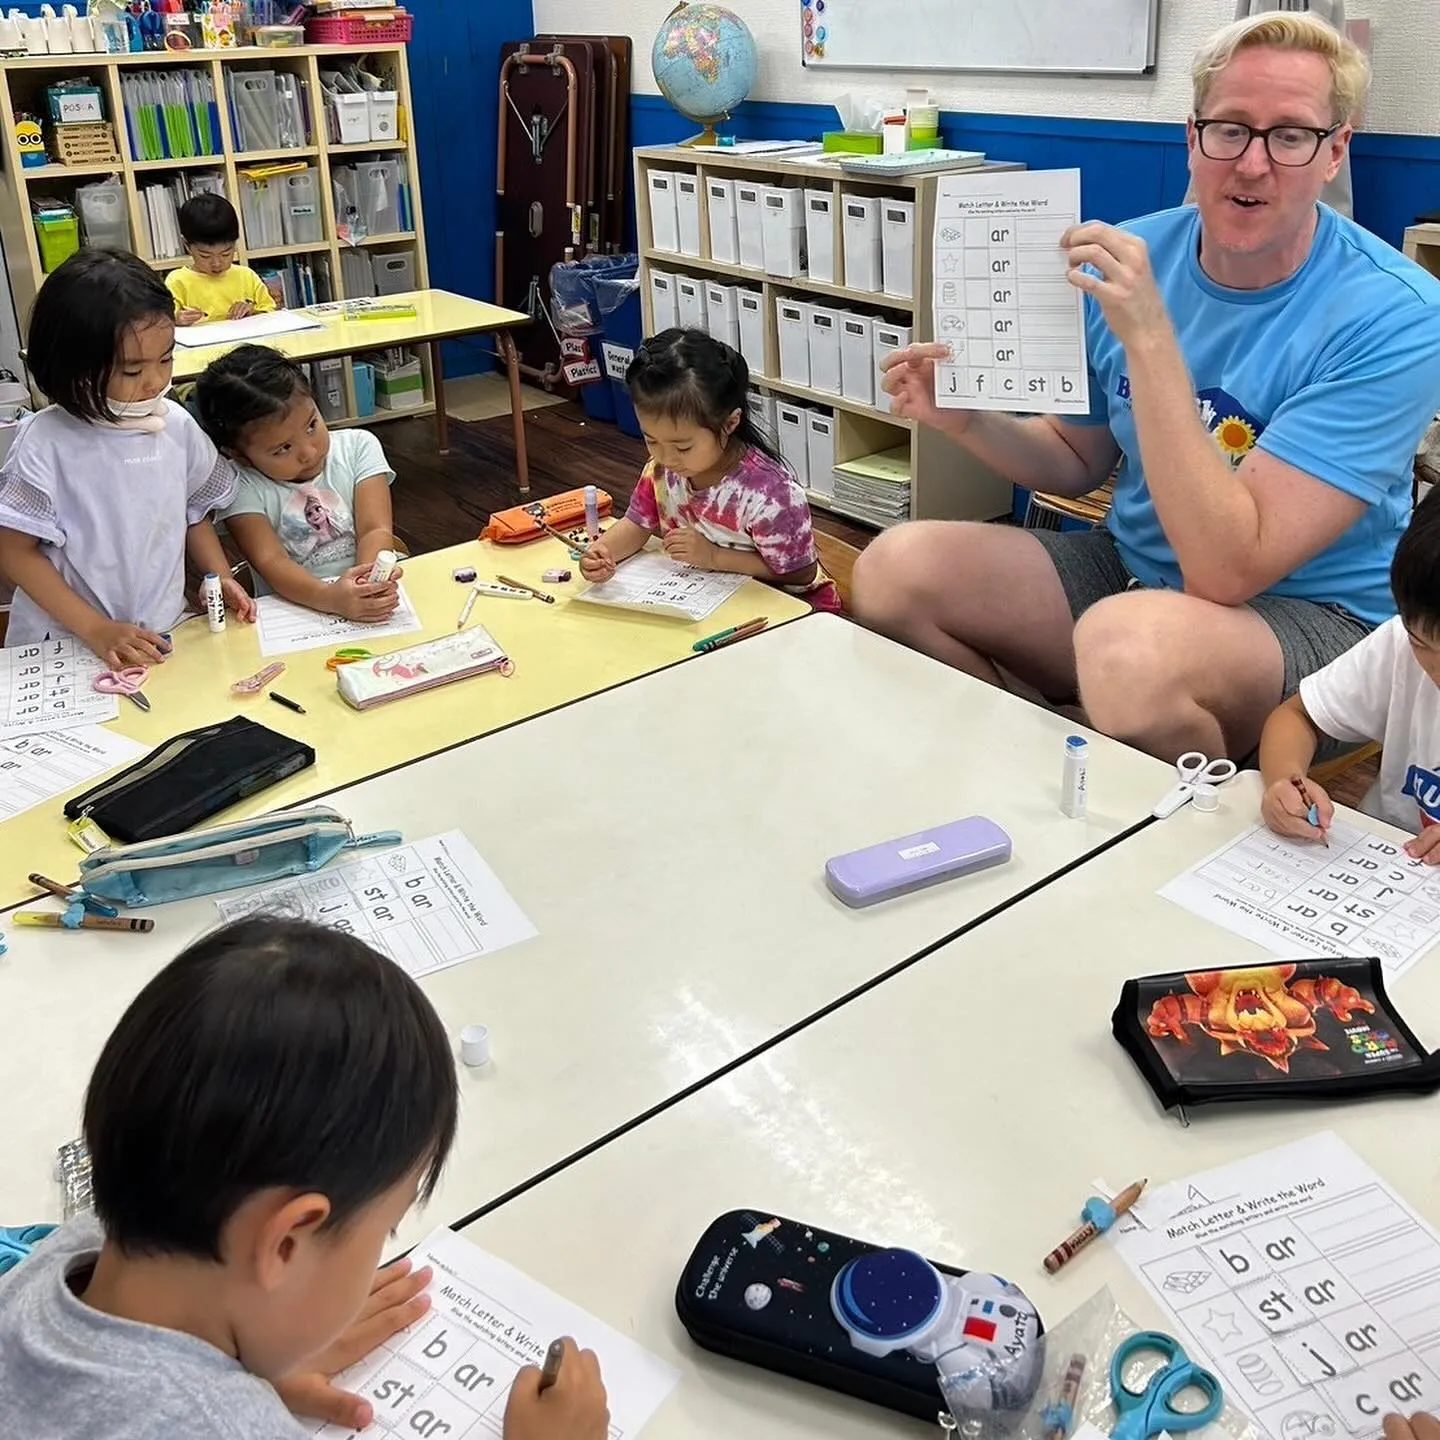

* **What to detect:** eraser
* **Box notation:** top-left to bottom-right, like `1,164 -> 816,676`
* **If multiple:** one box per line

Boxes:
542,568 -> 571,584
453,567 -> 477,584
459,1024 -> 491,1067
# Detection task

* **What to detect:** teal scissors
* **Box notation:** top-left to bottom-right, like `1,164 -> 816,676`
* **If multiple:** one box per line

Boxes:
1109,1331 -> 1223,1440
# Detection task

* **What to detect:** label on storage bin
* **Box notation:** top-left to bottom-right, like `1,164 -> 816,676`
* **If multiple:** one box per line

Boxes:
602,343 -> 634,382
563,359 -> 603,386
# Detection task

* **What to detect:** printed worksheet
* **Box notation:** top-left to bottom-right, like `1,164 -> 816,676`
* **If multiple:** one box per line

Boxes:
1159,819 -> 1440,981
1118,1133 -> 1440,1440
172,308 -> 325,348
573,551 -> 746,622
0,638 -> 119,738
214,831 -> 535,979
311,1227 -> 678,1440
932,167 -> 1089,415
254,583 -> 423,657
0,727 -> 144,823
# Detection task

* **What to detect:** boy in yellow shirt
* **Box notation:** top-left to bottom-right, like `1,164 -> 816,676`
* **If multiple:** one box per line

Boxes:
166,194 -> 277,325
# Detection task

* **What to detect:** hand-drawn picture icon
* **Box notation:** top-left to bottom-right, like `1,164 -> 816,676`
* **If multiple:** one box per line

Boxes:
384,851 -> 412,876
1237,1350 -> 1285,1397
1281,1411 -> 1337,1440
941,282 -> 960,305
939,225 -> 963,243
1164,1270 -> 1211,1294
1200,1308 -> 1242,1342
939,252 -> 962,274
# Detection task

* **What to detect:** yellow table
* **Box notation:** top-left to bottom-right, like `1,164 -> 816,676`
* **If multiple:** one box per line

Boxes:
172,289 -> 533,486
0,540 -> 808,909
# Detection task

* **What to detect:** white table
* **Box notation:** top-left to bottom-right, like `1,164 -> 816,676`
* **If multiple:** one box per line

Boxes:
0,615 -> 1173,1246
458,774 -> 1440,1439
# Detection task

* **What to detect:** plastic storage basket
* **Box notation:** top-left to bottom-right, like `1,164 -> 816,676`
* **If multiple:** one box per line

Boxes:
305,10 -> 412,44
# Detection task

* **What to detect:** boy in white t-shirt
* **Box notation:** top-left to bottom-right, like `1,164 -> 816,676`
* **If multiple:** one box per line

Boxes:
1259,491 -> 1440,858
195,345 -> 403,623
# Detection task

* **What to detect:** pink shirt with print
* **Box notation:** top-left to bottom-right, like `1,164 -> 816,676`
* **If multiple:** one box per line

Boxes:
624,446 -> 841,612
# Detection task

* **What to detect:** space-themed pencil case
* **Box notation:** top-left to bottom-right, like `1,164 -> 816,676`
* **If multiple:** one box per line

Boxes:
675,1209 -> 1043,1422
1112,957 -> 1440,1113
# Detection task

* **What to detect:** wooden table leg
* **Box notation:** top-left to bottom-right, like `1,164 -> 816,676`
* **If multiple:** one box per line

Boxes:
429,339 -> 449,455
498,329 -> 530,497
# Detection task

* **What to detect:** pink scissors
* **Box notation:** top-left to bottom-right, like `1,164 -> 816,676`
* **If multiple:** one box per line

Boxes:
92,666 -> 151,712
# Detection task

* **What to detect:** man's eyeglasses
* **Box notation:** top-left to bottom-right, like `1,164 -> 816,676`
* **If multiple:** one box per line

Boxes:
1193,118 -> 1340,167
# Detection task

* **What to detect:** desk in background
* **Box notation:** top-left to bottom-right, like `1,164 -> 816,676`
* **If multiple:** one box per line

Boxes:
172,289 -> 532,485
459,773 -> 1440,1438
0,616 -> 1174,1241
0,539 -> 806,908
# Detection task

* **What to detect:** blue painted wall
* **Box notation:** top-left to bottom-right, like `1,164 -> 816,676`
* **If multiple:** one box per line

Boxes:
405,0 -> 534,377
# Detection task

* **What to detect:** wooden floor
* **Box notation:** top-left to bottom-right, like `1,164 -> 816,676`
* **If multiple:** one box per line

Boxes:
382,396 -> 876,557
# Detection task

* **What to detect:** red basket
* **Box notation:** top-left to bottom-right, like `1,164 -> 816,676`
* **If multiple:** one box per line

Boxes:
305,9 -> 413,44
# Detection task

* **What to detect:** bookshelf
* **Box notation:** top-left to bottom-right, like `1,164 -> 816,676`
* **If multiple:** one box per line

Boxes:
633,145 -> 1020,530
0,42 -> 431,428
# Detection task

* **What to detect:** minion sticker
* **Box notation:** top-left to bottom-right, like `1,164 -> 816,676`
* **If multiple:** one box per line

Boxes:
14,116 -> 45,169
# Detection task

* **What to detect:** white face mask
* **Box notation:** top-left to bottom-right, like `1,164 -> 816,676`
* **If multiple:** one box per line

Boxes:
104,386 -> 171,431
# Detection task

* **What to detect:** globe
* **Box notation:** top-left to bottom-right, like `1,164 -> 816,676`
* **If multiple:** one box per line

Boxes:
652,3 -> 758,146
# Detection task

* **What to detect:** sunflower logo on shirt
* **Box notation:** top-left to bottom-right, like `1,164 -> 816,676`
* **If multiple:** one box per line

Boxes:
1196,387 -> 1265,469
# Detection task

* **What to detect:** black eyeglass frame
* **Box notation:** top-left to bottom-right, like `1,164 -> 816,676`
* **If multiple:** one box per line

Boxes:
1192,118 -> 1342,167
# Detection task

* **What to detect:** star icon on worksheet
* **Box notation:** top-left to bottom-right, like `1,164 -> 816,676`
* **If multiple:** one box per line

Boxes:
939,252 -> 962,274
1201,1308 -> 1242,1342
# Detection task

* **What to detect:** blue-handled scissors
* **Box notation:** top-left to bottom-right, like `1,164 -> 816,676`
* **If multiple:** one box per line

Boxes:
1152,751 -> 1238,819
1109,1331 -> 1223,1440
92,666 -> 151,713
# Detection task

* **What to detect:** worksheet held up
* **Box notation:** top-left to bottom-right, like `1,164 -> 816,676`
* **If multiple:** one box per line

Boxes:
932,168 -> 1090,416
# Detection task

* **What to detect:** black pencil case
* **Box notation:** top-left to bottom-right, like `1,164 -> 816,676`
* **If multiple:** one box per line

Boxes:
63,717 -> 315,844
1112,956 -> 1440,1111
675,1209 -> 1043,1423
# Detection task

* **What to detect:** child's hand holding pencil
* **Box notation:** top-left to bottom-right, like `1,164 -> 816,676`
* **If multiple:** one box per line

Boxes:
1260,773 -> 1333,846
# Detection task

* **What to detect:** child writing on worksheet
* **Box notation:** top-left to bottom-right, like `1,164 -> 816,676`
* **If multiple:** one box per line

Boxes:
1258,489 -> 1440,861
578,328 -> 841,613
0,247 -> 253,669
195,344 -> 402,623
167,194 -> 278,326
0,915 -> 612,1440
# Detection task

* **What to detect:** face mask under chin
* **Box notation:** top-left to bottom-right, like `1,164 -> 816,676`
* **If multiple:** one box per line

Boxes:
104,386 -> 172,431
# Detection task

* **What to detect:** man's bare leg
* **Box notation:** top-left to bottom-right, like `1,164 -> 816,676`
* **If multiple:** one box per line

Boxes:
1076,590 -> 1286,762
851,522 -> 1080,699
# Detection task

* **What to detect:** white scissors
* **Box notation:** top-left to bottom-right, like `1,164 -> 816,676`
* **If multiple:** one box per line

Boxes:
1153,751 -> 1238,818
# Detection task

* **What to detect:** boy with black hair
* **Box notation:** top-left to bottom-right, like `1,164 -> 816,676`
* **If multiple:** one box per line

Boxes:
1260,489 -> 1440,859
0,917 -> 610,1439
167,193 -> 278,326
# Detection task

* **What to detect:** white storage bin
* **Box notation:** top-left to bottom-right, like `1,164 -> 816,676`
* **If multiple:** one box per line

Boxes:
882,197 -> 915,299
373,249 -> 416,295
746,387 -> 777,441
776,297 -> 812,387
735,181 -> 765,270
280,167 -> 323,246
872,321 -> 912,414
808,306 -> 842,396
647,170 -> 679,252
704,282 -> 740,351
760,185 -> 805,279
649,269 -> 679,332
839,312 -> 874,406
675,173 -> 702,256
327,91 -> 369,144
804,189 -> 835,285
807,410 -> 836,498
367,91 -> 399,144
707,177 -> 738,264
675,274 -> 708,332
776,401 -> 810,487
736,286 -> 766,376
842,193 -> 883,292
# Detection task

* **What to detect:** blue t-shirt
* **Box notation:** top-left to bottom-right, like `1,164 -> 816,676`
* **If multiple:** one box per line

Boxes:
1074,203 -> 1440,626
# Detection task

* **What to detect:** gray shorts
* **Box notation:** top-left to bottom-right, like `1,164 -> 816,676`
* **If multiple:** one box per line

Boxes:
1029,526 -> 1372,704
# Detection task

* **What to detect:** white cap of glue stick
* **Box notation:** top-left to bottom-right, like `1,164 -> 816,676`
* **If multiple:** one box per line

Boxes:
1191,781 -> 1220,813
459,1024 -> 491,1068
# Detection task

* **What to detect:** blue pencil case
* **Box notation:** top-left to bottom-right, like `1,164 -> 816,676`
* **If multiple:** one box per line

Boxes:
76,805 -> 401,908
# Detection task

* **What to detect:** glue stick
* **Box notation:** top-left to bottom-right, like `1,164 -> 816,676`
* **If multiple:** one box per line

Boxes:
584,484 -> 599,539
201,572 -> 225,633
1061,735 -> 1088,819
366,549 -> 400,584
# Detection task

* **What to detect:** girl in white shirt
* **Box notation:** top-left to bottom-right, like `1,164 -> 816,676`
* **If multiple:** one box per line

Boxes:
0,248 -> 253,668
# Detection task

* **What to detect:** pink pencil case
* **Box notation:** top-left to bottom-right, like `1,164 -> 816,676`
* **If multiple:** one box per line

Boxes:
336,628 -> 513,710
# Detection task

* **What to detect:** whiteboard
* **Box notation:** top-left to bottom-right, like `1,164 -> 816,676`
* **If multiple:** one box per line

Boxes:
802,0 -> 1161,76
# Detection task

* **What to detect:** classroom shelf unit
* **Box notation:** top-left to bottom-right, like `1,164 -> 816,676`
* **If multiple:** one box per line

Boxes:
0,42 -> 431,428
634,145 -> 1019,530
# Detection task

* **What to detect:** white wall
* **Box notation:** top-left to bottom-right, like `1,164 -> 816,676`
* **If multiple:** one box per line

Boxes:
531,0 -> 1434,135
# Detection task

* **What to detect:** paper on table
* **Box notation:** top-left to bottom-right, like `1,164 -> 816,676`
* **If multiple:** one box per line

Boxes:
1158,817 -> 1440,980
573,550 -> 747,622
254,582 -> 423,657
0,638 -> 119,739
932,167 -> 1089,415
215,831 -> 535,979
1116,1132 -> 1440,1440
0,727 -> 145,823
310,1226 -> 679,1439
172,308 -> 326,348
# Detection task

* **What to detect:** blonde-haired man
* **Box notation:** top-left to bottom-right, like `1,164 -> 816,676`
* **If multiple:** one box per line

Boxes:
857,11 -> 1440,767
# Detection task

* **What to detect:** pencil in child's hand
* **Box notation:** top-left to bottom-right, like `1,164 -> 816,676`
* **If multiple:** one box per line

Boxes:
1291,775 -> 1329,847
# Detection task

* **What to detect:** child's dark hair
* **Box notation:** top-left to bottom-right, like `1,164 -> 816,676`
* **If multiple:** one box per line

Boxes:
195,343 -> 312,453
1392,488 -> 1440,638
626,328 -> 787,472
83,915 -> 458,1260
178,192 -> 240,247
27,248 -> 175,424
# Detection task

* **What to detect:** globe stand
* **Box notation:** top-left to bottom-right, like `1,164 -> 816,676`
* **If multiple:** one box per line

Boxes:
678,120 -> 725,148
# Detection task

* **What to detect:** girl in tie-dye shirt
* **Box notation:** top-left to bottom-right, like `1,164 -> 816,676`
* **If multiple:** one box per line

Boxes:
578,328 -> 841,613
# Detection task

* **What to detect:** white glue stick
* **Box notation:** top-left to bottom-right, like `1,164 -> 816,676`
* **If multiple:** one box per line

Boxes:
201,572 -> 225,633
366,549 -> 400,584
1061,734 -> 1088,819
584,484 -> 599,539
